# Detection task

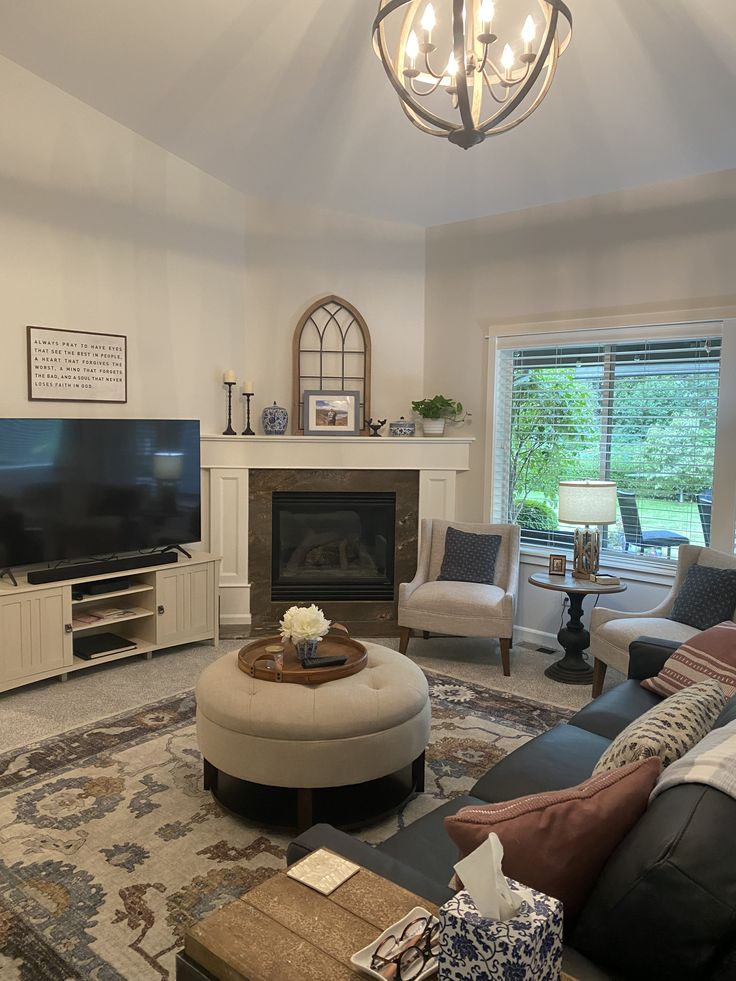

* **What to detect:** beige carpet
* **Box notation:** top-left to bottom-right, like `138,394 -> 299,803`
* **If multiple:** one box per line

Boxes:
0,635 -> 621,753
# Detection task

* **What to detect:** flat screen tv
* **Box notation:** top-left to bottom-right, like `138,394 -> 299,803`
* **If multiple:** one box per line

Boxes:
0,419 -> 201,569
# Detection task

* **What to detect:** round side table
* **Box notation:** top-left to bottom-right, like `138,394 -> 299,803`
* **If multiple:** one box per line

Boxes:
528,571 -> 627,685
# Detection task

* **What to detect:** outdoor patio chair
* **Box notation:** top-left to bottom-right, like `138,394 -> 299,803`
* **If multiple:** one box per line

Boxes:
697,492 -> 712,547
617,490 -> 689,558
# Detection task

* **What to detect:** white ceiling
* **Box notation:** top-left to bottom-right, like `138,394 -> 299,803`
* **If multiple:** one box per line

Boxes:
0,0 -> 734,227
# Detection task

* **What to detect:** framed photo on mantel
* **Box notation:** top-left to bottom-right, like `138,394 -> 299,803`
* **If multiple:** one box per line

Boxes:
27,325 -> 127,403
303,390 -> 360,436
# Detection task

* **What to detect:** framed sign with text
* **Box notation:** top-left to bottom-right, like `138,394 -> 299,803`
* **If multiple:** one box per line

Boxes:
27,326 -> 127,403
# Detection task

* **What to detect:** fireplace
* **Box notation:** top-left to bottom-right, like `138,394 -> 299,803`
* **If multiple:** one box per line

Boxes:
271,491 -> 396,601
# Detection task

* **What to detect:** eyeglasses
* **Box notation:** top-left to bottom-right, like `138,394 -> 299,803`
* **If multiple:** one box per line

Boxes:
370,916 -> 440,980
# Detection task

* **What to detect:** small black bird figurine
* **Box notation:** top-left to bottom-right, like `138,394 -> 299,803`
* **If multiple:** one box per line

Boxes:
368,418 -> 387,437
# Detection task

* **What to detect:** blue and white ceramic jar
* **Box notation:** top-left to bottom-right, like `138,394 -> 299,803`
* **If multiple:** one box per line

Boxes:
262,402 -> 289,436
389,416 -> 416,437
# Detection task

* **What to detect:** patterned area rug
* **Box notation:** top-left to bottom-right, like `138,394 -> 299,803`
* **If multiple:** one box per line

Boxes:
0,671 -> 571,980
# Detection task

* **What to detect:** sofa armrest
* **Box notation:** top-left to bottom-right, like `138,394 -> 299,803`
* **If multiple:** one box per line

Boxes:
627,636 -> 680,680
287,824 -> 454,907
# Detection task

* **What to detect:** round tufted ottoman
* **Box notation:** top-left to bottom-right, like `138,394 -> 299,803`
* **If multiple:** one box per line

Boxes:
196,642 -> 431,831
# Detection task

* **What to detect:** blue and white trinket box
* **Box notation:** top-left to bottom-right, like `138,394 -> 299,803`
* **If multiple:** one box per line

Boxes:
438,882 -> 563,981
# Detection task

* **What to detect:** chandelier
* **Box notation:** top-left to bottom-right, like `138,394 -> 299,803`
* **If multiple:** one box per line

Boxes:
372,0 -> 572,149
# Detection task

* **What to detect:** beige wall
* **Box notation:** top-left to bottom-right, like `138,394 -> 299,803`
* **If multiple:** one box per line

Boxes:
425,170 -> 736,642
425,169 -> 736,523
0,55 -> 425,430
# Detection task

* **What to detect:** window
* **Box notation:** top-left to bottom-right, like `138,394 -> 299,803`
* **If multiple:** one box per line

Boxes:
492,330 -> 722,562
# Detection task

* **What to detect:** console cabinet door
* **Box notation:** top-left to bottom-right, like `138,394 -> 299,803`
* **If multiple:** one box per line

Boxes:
155,564 -> 215,645
0,588 -> 72,685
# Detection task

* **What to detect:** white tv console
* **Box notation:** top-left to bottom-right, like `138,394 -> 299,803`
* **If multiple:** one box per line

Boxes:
0,552 -> 220,694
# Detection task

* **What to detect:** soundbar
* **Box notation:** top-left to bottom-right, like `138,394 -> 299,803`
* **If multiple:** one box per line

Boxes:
27,551 -> 179,585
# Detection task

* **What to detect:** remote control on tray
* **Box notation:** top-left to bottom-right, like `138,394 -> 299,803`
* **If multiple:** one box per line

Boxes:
301,654 -> 349,669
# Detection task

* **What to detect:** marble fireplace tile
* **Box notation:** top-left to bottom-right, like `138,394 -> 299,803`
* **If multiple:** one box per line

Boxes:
249,469 -> 419,632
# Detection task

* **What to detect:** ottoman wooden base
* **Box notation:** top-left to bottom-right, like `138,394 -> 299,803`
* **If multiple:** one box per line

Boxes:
204,751 -> 425,833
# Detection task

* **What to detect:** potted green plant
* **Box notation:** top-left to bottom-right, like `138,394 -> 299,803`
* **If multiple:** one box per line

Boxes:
411,395 -> 470,436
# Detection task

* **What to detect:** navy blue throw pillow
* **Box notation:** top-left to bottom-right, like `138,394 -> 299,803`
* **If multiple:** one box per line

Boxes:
669,565 -> 736,631
438,527 -> 501,585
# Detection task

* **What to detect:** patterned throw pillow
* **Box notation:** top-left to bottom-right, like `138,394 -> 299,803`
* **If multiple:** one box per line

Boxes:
593,679 -> 726,775
438,527 -> 501,585
641,621 -> 736,698
669,565 -> 736,631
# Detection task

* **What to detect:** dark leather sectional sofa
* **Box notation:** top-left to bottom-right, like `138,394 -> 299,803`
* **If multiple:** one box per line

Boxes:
288,638 -> 736,981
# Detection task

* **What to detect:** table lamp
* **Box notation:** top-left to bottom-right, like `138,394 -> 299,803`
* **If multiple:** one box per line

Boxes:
558,480 -> 617,580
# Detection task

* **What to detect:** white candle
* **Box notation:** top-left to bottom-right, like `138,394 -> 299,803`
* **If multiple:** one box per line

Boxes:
243,379 -> 254,393
223,370 -> 236,384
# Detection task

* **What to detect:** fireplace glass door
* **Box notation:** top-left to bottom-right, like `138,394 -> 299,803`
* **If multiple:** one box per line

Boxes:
271,491 -> 396,601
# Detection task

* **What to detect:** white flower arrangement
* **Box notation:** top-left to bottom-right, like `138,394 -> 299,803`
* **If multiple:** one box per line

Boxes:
279,604 -> 331,646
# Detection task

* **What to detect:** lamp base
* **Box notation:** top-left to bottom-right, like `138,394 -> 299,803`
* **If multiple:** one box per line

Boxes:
572,526 -> 600,580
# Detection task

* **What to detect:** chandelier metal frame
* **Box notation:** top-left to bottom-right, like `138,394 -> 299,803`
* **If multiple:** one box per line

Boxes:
372,0 -> 572,149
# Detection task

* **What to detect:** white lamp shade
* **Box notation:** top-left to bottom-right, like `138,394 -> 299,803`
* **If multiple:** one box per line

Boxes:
558,481 -> 617,526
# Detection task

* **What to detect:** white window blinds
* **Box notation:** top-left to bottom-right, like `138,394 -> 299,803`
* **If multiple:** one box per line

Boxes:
492,331 -> 722,560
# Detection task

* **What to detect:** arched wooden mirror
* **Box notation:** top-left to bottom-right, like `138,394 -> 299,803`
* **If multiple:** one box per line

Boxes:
292,295 -> 372,434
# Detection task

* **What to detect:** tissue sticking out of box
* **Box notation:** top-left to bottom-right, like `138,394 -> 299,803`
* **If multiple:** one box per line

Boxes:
453,832 -> 523,921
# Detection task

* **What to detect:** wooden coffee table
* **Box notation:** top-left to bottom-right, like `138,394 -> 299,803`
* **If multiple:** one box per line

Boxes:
176,855 -> 438,980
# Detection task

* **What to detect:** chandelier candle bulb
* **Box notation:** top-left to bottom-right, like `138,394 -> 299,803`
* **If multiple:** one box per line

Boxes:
421,2 -> 436,36
521,14 -> 537,62
501,43 -> 515,80
406,30 -> 420,69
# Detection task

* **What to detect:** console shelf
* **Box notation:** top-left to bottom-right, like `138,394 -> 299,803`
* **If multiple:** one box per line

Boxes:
72,607 -> 155,633
72,584 -> 154,605
0,552 -> 221,694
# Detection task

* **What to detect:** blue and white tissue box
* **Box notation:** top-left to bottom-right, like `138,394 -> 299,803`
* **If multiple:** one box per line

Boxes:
438,881 -> 563,981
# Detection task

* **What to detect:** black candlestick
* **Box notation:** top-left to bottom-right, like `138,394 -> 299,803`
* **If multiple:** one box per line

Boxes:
242,392 -> 255,436
222,382 -> 236,436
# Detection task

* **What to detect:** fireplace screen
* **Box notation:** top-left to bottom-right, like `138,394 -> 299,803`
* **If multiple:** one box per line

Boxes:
271,491 -> 396,601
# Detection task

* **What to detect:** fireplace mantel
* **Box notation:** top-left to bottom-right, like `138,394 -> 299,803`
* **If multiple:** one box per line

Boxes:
199,434 -> 473,625
200,435 -> 473,472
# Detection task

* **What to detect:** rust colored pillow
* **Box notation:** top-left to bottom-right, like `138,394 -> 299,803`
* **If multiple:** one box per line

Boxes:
641,621 -> 736,698
444,757 -> 661,923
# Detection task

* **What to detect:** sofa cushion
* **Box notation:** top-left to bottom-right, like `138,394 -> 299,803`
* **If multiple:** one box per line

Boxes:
641,620 -> 736,698
445,758 -> 661,924
669,565 -> 736,631
572,784 -> 736,981
438,526 -> 501,585
569,680 -> 661,740
593,680 -> 726,775
714,694 -> 736,729
376,796 -> 478,891
471,724 -> 611,802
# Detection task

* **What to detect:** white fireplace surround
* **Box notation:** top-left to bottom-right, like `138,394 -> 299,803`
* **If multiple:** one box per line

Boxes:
198,435 -> 473,625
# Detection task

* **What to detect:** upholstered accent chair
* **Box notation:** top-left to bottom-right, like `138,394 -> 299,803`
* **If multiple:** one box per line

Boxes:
590,544 -> 736,697
398,519 -> 521,676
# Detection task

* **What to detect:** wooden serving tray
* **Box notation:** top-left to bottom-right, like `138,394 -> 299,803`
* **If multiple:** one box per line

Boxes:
237,626 -> 367,685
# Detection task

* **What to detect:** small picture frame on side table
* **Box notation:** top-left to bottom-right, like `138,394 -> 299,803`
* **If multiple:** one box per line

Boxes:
303,390 -> 360,436
548,554 -> 567,577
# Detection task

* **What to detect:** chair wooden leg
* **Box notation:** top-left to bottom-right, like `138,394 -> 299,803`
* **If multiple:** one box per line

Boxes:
592,659 -> 607,698
399,626 -> 411,654
500,638 -> 511,677
411,751 -> 426,793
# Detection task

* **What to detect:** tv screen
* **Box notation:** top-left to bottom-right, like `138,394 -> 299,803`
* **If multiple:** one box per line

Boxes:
0,419 -> 201,569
